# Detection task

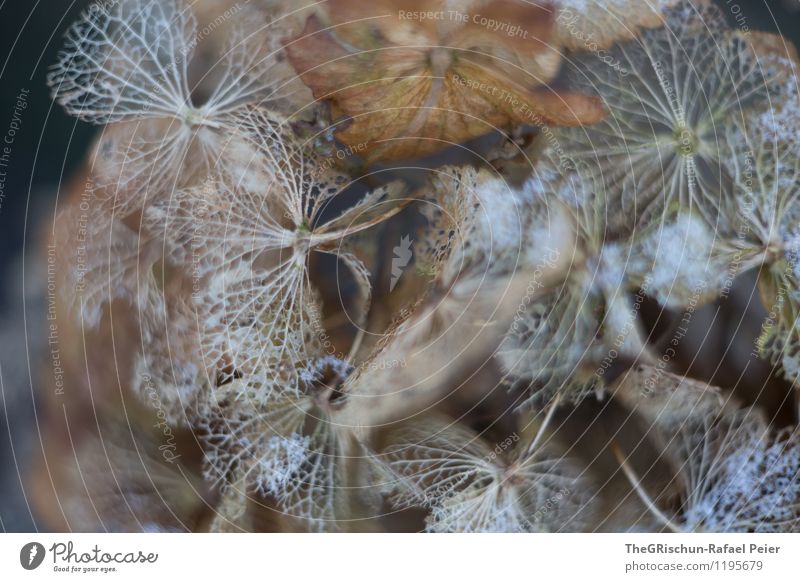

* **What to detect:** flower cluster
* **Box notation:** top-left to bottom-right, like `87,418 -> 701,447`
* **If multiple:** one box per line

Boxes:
42,0 -> 800,533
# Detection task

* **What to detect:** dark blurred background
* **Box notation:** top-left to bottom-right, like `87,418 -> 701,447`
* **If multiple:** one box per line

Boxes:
0,0 -> 798,532
0,0 -> 96,533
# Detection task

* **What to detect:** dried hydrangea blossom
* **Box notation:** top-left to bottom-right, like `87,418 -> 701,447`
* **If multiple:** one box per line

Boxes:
48,0 -> 287,216
720,115 -> 800,382
553,2 -> 783,233
202,279 -> 570,531
200,372 -> 371,532
199,262 -> 325,404
378,413 -> 594,532
137,115 -> 384,420
148,118 -> 404,404
501,162 -> 647,404
682,427 -> 800,533
39,0 -> 800,535
630,213 -> 730,309
133,278 -> 210,425
614,367 -> 800,532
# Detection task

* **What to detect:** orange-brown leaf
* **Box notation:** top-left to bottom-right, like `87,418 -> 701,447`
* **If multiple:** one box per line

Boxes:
285,0 -> 606,161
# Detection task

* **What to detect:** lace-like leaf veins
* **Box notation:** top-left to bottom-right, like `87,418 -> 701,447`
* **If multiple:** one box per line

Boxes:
49,0 -> 286,215
553,2 -> 783,232
379,413 -> 593,532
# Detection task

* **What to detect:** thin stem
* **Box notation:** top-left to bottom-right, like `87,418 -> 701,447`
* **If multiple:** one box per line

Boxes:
313,199 -> 413,240
347,327 -> 366,364
612,443 -> 684,533
526,393 -> 562,458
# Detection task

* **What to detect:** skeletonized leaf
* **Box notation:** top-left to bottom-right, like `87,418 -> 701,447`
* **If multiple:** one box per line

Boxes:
50,0 -> 289,217
378,413 -> 595,532
613,367 -> 800,532
201,381 -> 371,531
719,106 -> 800,385
552,2 -> 784,233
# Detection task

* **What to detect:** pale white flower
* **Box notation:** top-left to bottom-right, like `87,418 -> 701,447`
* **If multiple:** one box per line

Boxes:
253,434 -> 312,497
633,213 -> 729,309
49,0 -> 287,215
201,382 -> 369,532
148,113 -> 403,403
501,162 -> 646,403
721,112 -> 800,383
553,2 -> 783,232
379,413 -> 594,532
615,367 -> 800,532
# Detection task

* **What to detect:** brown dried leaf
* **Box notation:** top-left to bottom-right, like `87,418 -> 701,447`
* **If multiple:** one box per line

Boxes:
284,0 -> 606,161
612,365 -> 736,425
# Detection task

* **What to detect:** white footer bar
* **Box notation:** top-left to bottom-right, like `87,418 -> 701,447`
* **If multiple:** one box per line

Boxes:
1,533 -> 797,580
